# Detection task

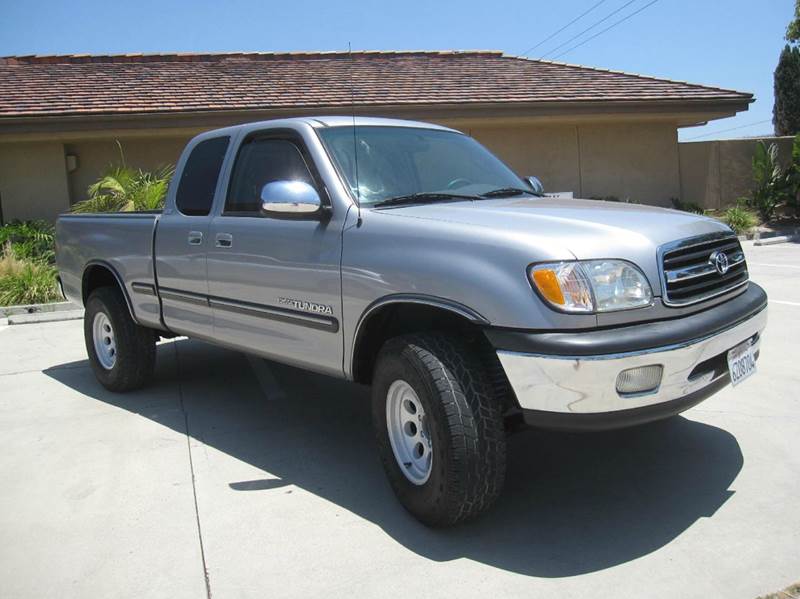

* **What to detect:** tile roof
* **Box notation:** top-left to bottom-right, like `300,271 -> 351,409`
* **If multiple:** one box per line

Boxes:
0,50 -> 752,119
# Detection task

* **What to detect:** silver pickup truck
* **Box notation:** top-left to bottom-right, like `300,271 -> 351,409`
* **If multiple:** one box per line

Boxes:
57,116 -> 767,526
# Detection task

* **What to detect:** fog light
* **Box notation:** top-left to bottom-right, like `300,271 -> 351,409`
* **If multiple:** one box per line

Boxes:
616,365 -> 663,395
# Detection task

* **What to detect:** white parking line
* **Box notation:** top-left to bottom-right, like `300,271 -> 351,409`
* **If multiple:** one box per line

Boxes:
770,300 -> 800,307
749,263 -> 800,269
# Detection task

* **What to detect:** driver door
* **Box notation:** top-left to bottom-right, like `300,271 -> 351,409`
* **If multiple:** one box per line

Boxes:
206,131 -> 344,377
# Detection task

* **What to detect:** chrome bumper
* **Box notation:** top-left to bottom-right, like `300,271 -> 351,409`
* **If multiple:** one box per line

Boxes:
497,307 -> 767,415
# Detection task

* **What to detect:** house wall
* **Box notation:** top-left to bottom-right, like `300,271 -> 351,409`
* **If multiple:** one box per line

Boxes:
2,119 -> 685,222
0,141 -> 71,222
64,137 -> 190,204
466,121 -> 681,206
678,136 -> 795,210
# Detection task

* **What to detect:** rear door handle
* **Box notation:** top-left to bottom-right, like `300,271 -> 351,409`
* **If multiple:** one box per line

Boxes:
188,231 -> 203,245
215,233 -> 233,248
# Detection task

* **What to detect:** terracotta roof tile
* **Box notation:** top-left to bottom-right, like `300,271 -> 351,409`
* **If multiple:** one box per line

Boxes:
0,50 -> 752,118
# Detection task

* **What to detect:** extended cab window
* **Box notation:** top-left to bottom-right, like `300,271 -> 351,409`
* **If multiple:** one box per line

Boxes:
225,138 -> 315,214
175,136 -> 230,216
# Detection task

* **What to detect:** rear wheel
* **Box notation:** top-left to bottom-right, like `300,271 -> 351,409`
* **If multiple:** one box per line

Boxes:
372,332 -> 506,527
84,287 -> 156,392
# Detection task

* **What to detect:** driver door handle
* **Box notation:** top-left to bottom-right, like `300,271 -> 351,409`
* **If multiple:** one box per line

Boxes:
188,231 -> 203,245
215,233 -> 233,248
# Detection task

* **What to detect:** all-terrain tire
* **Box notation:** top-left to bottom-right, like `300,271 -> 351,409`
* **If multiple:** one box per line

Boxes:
84,286 -> 156,392
372,332 -> 507,527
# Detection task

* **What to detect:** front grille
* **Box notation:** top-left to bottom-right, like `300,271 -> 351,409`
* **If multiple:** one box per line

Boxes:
660,233 -> 749,306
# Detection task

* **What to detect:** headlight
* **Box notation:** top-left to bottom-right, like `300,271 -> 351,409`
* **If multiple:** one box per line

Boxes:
529,260 -> 652,313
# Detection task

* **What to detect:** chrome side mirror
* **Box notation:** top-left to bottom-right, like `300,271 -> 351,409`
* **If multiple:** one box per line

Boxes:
260,180 -> 322,215
525,176 -> 544,195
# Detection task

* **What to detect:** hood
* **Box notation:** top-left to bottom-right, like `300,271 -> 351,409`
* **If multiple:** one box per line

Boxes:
375,197 -> 728,257
373,197 -> 731,290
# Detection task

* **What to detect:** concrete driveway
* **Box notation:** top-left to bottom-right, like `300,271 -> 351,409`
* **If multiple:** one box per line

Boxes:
1,242 -> 798,599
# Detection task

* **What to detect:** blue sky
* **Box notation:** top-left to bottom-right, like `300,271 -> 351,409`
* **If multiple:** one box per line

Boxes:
0,0 -> 794,141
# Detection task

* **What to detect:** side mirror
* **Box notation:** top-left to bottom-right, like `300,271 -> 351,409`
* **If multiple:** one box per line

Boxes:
525,176 -> 544,195
260,180 -> 322,215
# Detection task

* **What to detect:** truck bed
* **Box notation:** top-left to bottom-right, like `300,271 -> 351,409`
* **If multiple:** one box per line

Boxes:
56,212 -> 162,329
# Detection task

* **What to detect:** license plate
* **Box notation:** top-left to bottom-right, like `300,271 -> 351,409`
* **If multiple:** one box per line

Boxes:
728,339 -> 756,386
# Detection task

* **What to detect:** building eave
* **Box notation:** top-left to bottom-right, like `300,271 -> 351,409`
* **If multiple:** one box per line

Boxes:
0,97 -> 753,142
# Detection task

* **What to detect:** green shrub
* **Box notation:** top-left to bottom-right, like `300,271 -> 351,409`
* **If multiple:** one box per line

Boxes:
588,195 -> 640,204
722,206 -> 759,235
744,140 -> 793,221
72,164 -> 174,213
0,220 -> 55,264
670,198 -> 705,214
0,252 -> 60,306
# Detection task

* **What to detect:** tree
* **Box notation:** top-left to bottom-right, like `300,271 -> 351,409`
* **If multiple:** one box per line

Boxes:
774,45 -> 800,136
787,0 -> 800,43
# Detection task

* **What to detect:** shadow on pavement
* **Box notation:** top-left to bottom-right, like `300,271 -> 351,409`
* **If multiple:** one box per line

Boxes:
44,337 -> 743,578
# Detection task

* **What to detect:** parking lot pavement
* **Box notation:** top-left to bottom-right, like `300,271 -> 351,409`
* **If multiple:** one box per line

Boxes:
0,242 -> 798,599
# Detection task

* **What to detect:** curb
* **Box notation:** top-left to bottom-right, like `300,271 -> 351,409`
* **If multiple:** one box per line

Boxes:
6,309 -> 84,325
0,301 -> 83,326
754,234 -> 799,246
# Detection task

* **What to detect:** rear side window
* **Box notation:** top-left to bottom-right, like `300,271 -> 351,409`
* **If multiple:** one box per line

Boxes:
225,138 -> 315,214
175,136 -> 230,216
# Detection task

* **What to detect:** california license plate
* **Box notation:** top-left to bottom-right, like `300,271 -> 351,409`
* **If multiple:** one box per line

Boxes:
728,339 -> 756,386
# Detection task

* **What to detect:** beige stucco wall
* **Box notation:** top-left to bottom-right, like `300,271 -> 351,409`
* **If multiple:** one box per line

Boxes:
0,141 -> 71,222
1,119 -> 686,222
64,137 -> 190,203
679,136 -> 795,210
467,121 -> 681,206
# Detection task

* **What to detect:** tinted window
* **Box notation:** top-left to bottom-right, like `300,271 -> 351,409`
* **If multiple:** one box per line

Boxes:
226,138 -> 315,213
175,136 -> 230,216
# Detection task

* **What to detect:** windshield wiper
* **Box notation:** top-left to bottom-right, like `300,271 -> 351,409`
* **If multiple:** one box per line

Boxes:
481,187 -> 540,198
373,192 -> 482,208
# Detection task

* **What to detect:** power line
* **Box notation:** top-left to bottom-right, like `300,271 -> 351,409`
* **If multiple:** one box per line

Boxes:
549,0 -> 660,60
519,0 -> 609,57
539,0 -> 640,59
683,119 -> 772,141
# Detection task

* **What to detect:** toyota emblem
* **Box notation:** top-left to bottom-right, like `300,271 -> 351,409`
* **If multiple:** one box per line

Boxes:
710,250 -> 730,275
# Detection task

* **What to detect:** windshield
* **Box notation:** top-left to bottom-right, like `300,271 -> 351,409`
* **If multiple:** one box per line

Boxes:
317,126 -> 528,206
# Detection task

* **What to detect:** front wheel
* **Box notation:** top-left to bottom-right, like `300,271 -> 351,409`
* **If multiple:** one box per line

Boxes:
372,333 -> 507,527
84,287 -> 156,392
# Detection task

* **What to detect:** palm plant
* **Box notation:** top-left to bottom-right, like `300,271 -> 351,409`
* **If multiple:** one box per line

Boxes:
72,142 -> 174,213
747,140 -> 792,221
72,164 -> 174,213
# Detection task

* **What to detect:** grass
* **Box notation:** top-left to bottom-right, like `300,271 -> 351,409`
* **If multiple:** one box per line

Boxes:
721,206 -> 760,235
0,221 -> 59,306
0,251 -> 60,306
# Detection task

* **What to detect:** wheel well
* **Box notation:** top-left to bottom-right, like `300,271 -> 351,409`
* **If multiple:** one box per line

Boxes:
81,264 -> 136,324
352,301 -> 502,382
82,264 -> 121,303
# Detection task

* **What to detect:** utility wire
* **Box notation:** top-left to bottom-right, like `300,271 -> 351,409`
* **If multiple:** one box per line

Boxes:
683,119 -> 772,141
549,0 -> 660,60
539,0 -> 640,59
519,0 -> 609,57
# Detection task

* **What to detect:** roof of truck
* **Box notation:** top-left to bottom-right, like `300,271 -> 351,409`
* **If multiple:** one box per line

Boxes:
305,116 -> 456,131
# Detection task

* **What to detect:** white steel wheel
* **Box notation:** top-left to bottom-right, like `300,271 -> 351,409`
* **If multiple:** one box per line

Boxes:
386,379 -> 433,485
92,311 -> 117,370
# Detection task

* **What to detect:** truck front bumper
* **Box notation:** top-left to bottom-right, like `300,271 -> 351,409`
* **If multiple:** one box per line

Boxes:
488,283 -> 768,431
